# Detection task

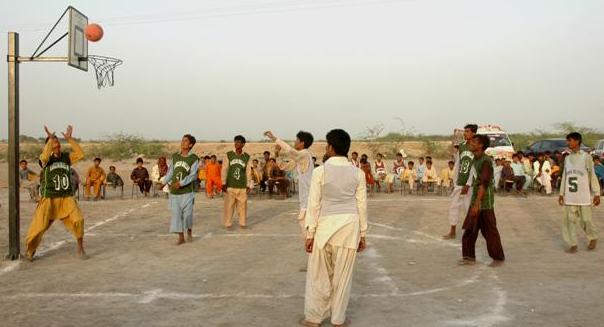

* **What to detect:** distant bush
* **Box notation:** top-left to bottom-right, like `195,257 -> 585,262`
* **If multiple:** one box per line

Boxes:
89,134 -> 166,160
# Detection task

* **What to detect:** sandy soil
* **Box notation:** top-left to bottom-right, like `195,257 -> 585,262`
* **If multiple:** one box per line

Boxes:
0,186 -> 602,326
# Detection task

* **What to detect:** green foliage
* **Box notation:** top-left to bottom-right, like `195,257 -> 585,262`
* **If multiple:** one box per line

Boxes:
89,134 -> 166,160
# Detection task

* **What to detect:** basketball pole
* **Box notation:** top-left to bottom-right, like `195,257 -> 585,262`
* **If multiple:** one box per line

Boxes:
7,32 -> 20,260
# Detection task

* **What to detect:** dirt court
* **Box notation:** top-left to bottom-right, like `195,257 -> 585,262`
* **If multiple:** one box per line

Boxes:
0,188 -> 602,327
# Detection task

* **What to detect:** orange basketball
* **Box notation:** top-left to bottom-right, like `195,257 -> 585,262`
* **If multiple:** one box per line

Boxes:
85,23 -> 104,42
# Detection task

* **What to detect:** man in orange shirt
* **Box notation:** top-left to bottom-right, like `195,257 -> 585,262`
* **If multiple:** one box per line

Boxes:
206,155 -> 222,198
85,157 -> 106,201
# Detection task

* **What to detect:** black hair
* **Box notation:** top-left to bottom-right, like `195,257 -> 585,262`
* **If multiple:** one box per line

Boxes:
537,152 -> 545,157
517,151 -> 524,155
377,153 -> 383,157
296,131 -> 314,149
448,160 -> 454,165
361,154 -> 368,159
512,154 -> 519,159
408,161 -> 415,166
253,159 -> 259,163
419,157 -> 425,161
109,165 -> 116,170
234,135 -> 246,143
19,159 -> 27,164
94,157 -> 102,162
544,151 -> 551,155
566,132 -> 582,144
183,134 -> 196,147
326,129 -> 351,156
426,160 -> 433,165
352,151 -> 358,156
426,156 -> 432,161
210,155 -> 217,159
312,156 -> 317,161
269,158 -> 277,163
396,153 -> 403,157
204,155 -> 211,160
136,157 -> 144,164
263,151 -> 270,156
472,134 -> 490,150
464,124 -> 478,134
360,158 -> 367,164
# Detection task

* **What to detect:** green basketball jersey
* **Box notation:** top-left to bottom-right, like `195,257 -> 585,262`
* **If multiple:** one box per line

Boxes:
470,155 -> 495,210
457,142 -> 474,186
170,152 -> 199,195
226,151 -> 250,189
42,152 -> 73,198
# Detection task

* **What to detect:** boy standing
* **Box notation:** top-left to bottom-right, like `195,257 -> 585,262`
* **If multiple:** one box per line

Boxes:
558,132 -> 600,253
443,124 -> 476,240
221,135 -> 253,229
160,134 -> 200,245
265,130 -> 314,239
206,155 -> 222,198
459,134 -> 505,266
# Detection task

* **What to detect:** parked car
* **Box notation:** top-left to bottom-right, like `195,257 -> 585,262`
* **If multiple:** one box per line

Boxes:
593,139 -> 604,159
525,139 -> 591,155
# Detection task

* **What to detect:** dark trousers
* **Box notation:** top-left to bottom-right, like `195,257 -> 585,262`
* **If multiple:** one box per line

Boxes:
462,209 -> 505,261
136,180 -> 152,193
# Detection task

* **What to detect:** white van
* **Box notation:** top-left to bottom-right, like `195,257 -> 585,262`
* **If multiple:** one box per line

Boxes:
453,125 -> 515,159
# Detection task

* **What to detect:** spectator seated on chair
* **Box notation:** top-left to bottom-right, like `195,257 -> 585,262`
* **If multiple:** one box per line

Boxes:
106,165 -> 124,189
422,160 -> 439,192
400,161 -> 417,193
250,159 -> 262,187
387,152 -> 406,193
71,168 -> 81,198
493,158 -> 503,191
360,156 -> 375,194
510,154 -> 527,195
533,153 -> 552,195
151,156 -> 170,195
267,159 -> 290,198
416,157 -> 426,188
499,159 -> 515,192
439,160 -> 455,189
19,159 -> 40,202
374,153 -> 388,193
85,157 -> 106,201
131,157 -> 152,197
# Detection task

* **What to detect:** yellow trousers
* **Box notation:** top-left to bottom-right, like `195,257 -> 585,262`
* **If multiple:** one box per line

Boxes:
85,179 -> 103,198
223,188 -> 248,227
26,197 -> 85,256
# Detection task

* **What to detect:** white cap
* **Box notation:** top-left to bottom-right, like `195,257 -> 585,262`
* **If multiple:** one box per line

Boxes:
399,149 -> 408,158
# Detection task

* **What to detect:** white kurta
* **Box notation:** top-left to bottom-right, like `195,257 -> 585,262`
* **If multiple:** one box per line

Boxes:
276,138 -> 314,238
304,156 -> 368,325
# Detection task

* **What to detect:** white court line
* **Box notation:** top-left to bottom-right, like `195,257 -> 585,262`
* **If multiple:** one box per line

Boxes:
444,270 -> 510,326
2,274 -> 483,303
0,261 -> 20,277
33,202 -> 158,258
369,222 -> 459,248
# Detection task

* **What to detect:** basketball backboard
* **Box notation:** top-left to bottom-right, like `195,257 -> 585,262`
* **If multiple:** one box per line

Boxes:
68,6 -> 88,71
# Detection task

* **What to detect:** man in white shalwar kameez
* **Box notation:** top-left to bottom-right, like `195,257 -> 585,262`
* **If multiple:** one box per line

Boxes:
300,129 -> 368,327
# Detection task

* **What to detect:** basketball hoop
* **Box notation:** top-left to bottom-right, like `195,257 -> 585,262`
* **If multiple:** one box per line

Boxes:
88,55 -> 123,89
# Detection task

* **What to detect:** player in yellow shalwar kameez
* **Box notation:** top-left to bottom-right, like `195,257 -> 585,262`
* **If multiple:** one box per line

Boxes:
25,125 -> 87,261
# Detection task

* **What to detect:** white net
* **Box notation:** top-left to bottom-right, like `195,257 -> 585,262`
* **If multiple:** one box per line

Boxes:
88,55 -> 123,89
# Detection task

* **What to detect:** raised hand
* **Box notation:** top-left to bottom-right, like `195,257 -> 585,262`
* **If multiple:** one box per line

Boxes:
44,125 -> 55,138
62,125 -> 73,140
264,131 -> 276,141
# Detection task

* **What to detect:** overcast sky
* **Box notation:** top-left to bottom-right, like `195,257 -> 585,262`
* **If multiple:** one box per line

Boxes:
1,0 -> 603,141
